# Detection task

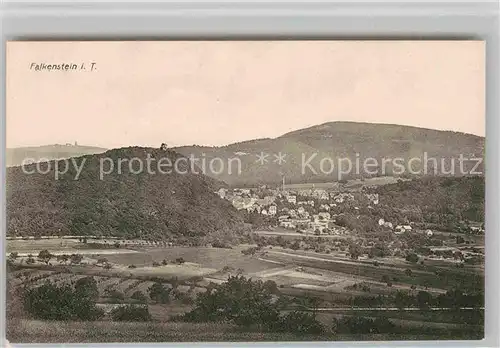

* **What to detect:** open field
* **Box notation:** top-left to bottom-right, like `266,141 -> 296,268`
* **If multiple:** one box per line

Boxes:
8,238 -> 483,299
259,248 -> 483,292
7,236 -> 484,343
283,177 -> 404,191
104,246 -> 279,274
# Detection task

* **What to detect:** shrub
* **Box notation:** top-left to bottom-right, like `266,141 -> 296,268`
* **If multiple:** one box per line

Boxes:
405,253 -> 419,263
175,257 -> 185,264
106,290 -> 125,302
97,257 -> 108,264
131,291 -> 147,303
70,254 -> 83,264
74,276 -> 99,300
334,316 -> 397,334
278,311 -> 324,335
26,257 -> 36,265
110,305 -> 151,321
148,282 -> 171,303
22,283 -> 103,321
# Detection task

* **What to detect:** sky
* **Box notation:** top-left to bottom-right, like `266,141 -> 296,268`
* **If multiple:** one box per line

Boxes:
6,40 -> 485,149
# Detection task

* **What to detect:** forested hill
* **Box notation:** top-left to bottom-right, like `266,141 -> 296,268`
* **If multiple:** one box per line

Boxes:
174,122 -> 485,186
6,147 -> 245,242
374,176 -> 485,229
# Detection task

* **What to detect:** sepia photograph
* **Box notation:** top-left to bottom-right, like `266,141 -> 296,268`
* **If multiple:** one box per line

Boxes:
5,40 -> 485,343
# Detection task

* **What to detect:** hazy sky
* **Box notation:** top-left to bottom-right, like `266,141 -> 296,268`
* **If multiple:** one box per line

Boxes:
7,41 -> 485,149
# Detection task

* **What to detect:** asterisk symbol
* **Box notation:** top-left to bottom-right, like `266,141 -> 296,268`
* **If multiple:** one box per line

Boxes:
255,152 -> 269,165
273,152 -> 287,165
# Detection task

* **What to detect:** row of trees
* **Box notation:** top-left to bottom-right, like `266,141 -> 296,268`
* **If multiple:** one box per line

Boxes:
347,288 -> 484,310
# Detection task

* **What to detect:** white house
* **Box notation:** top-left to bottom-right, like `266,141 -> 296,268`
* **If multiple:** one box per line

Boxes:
268,205 -> 277,216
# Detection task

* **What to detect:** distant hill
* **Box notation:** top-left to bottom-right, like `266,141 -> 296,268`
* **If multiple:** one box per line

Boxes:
6,147 -> 246,242
6,144 -> 107,167
174,122 -> 484,186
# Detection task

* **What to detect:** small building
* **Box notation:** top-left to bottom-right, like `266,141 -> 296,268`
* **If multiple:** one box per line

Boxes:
268,205 -> 277,216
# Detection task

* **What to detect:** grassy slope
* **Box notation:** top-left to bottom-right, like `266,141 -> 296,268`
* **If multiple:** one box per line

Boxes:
7,319 -> 482,343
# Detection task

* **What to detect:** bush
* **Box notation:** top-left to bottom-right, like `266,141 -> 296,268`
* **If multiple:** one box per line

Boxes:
106,290 -> 125,302
74,276 -> 99,300
70,254 -> 83,264
38,249 -> 52,261
175,257 -> 185,264
131,291 -> 147,303
23,282 -> 103,321
334,315 -> 397,334
128,264 -> 137,269
148,282 -> 171,303
406,253 -> 419,263
26,257 -> 35,265
110,305 -> 151,321
278,311 -> 324,335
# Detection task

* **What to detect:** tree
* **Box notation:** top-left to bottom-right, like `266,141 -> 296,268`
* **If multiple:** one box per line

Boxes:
22,283 -> 103,321
349,243 -> 363,260
381,275 -> 391,284
74,276 -> 99,301
162,259 -> 168,265
38,249 -> 52,261
416,291 -> 432,309
394,290 -> 412,310
148,282 -> 171,303
405,253 -> 419,264
70,254 -> 83,264
9,252 -> 18,260
182,276 -> 280,330
404,269 -> 413,277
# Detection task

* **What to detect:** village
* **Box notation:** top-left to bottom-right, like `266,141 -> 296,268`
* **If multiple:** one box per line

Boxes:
218,181 -> 484,238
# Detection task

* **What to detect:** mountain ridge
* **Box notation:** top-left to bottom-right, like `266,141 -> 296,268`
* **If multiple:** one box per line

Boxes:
173,122 -> 485,186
